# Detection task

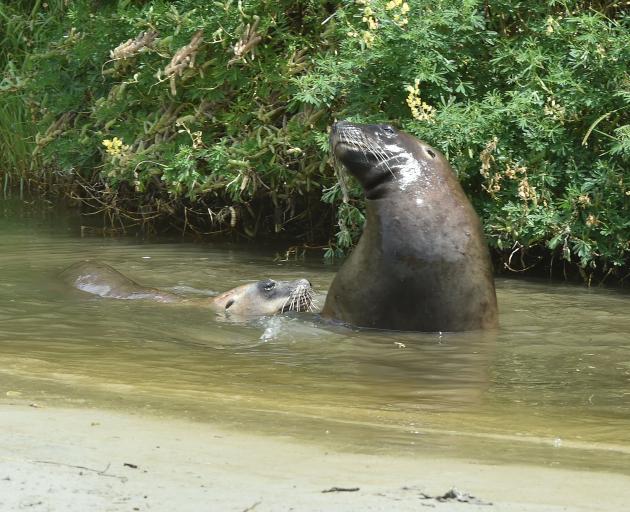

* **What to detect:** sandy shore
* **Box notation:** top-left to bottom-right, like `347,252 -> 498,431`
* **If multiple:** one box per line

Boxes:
1,403 -> 628,511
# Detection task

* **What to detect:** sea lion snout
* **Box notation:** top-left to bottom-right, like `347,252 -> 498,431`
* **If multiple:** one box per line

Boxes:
331,121 -> 413,198
223,277 -> 315,316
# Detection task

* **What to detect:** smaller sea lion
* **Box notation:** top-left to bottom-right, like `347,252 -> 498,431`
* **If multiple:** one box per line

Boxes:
61,260 -> 314,316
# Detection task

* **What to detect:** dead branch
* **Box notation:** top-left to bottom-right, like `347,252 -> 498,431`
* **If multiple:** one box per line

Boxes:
228,16 -> 262,66
110,30 -> 158,60
158,30 -> 204,95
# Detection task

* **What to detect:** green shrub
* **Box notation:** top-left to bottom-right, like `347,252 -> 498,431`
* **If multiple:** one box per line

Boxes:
1,0 -> 628,280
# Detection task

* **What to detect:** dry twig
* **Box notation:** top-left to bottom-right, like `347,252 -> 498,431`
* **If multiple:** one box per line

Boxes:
228,16 -> 262,66
158,30 -> 204,95
34,461 -> 127,482
110,30 -> 158,60
33,112 -> 76,154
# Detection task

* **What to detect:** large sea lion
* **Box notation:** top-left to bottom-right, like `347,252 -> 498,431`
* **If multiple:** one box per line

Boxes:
61,260 -> 314,316
321,121 -> 498,332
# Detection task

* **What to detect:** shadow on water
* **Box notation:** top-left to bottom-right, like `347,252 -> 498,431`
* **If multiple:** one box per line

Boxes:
1,200 -> 630,474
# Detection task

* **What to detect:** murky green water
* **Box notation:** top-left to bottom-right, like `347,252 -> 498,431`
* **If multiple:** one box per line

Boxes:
2,200 -> 629,474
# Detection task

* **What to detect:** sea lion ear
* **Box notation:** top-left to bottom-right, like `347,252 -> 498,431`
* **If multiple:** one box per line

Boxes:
225,299 -> 235,310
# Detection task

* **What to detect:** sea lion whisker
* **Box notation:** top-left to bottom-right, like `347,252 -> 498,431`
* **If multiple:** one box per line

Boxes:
342,130 -> 355,148
292,285 -> 314,313
373,141 -> 395,172
288,285 -> 305,312
347,131 -> 366,151
286,291 -> 296,312
373,145 -> 394,176
353,133 -> 372,164
301,289 -> 312,306
281,294 -> 292,312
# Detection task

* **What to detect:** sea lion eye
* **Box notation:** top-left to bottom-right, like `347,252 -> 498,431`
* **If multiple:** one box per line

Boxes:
264,280 -> 276,292
225,299 -> 235,310
382,126 -> 395,136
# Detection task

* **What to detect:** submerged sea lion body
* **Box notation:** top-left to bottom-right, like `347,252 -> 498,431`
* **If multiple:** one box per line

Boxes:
322,122 -> 498,332
61,261 -> 313,316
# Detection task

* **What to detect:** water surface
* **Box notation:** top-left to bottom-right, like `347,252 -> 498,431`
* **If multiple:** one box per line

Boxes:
1,201 -> 629,474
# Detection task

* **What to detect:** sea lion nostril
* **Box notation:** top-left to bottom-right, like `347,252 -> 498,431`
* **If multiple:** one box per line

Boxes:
427,149 -> 436,158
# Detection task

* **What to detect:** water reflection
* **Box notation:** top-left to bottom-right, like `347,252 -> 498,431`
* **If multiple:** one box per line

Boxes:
1,201 -> 630,474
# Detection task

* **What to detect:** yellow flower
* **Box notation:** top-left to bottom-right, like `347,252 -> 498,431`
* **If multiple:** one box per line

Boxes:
577,194 -> 591,207
102,137 -> 124,156
401,2 -> 410,14
362,30 -> 375,47
545,16 -> 555,34
517,177 -> 537,202
585,214 -> 598,227
405,79 -> 436,122
102,137 -> 130,158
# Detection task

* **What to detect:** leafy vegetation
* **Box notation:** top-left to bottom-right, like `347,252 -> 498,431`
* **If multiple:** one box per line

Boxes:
1,0 -> 628,282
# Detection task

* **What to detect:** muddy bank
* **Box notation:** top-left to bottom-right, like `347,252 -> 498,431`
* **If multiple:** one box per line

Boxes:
1,403 -> 627,511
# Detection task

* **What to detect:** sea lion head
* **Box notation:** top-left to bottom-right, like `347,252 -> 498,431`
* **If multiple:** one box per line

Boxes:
211,278 -> 314,316
330,121 -> 445,199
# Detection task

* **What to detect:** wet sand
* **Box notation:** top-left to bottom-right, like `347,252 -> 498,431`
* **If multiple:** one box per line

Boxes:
1,403 -> 628,511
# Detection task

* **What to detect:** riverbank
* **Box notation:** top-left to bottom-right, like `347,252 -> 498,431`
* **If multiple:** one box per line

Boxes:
3,2 -> 629,281
1,403 -> 628,511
